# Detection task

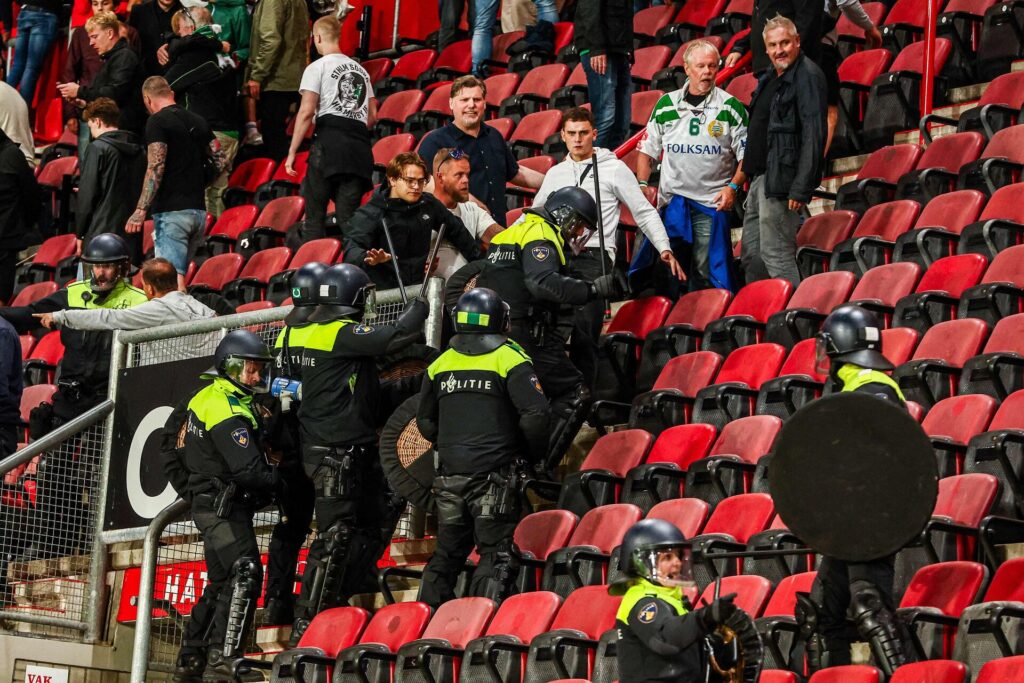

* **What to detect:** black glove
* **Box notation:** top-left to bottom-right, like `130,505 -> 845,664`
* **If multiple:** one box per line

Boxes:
589,270 -> 625,300
699,592 -> 738,630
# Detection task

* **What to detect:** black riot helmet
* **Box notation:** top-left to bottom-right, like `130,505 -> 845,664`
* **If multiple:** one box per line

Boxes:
212,330 -> 274,394
308,263 -> 375,323
81,233 -> 132,293
543,186 -> 599,255
610,519 -> 694,595
815,304 -> 893,374
284,261 -> 328,327
450,287 -> 510,355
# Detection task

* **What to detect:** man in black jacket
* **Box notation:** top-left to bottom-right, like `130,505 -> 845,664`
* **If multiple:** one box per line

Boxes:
57,11 -> 146,134
739,15 -> 826,287
574,0 -> 633,149
0,127 -> 39,303
343,152 -> 483,290
77,98 -> 146,264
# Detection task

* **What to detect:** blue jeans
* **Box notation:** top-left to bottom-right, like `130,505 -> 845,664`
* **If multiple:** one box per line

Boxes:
582,52 -> 633,150
153,209 -> 206,275
471,0 -> 559,73
6,7 -> 59,106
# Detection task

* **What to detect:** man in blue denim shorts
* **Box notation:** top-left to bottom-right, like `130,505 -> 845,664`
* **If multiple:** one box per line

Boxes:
126,76 -> 226,289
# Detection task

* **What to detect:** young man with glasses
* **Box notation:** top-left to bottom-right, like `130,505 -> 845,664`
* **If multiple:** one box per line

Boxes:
343,152 -> 483,290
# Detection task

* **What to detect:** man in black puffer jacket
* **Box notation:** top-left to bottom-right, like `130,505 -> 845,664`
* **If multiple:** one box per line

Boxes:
343,152 -> 483,290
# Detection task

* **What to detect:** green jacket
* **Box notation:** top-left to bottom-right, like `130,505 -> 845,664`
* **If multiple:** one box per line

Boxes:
246,0 -> 309,91
211,0 -> 252,61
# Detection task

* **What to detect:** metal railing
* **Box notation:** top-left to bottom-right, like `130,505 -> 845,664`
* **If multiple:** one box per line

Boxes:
122,279 -> 445,680
0,401 -> 113,640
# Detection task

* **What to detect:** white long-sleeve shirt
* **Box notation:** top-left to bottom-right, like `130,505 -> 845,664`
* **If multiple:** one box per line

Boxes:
530,147 -> 672,258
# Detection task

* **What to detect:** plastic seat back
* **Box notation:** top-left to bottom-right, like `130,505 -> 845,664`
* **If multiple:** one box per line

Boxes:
856,144 -> 923,183
708,415 -> 782,464
651,351 -> 723,394
890,39 -> 953,74
852,200 -> 922,241
647,498 -> 710,539
632,46 -> 672,83
20,384 -> 57,424
980,244 -> 1024,286
808,666 -> 882,683
700,493 -> 775,543
631,89 -> 665,128
516,63 -> 570,97
778,338 -> 827,381
515,511 -> 578,561
362,57 -> 392,83
725,72 -> 758,106
933,473 -> 999,527
372,133 -> 416,166
913,189 -> 986,233
389,50 -> 437,81
210,205 -> 260,240
509,110 -> 563,151
712,343 -> 787,389
923,395 -> 996,444
36,156 -> 78,188
606,296 -> 672,338
976,656 -> 1024,683
838,48 -> 893,87
580,429 -> 653,474
917,132 -> 986,173
761,571 -> 818,618
289,238 -> 342,269
567,504 -> 643,551
910,318 -> 988,366
882,327 -> 920,365
786,271 -> 856,312
256,196 -> 305,231
237,247 -> 291,282
359,601 -> 432,650
915,254 -> 988,296
981,557 -> 1024,601
663,288 -> 733,329
982,312 -> 1024,354
899,561 -> 988,616
633,4 -> 677,40
420,597 -> 495,648
978,182 -> 1024,223
10,281 -> 58,307
850,262 -> 922,307
189,253 -> 245,290
484,591 -> 562,639
989,389 -> 1024,430
31,234 -> 77,267
646,423 -> 718,468
696,575 -> 772,617
547,585 -> 621,639
485,72 -> 522,108
796,210 -> 859,251
760,672 -> 799,683
27,331 -> 64,367
298,606 -> 371,654
377,89 -> 427,124
228,158 -> 276,192
725,279 -> 793,322
979,124 -> 1024,164
889,660 -> 967,683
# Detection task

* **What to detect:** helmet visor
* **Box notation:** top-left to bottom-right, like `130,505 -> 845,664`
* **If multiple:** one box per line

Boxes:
633,543 -> 695,590
560,213 -> 595,255
815,333 -> 833,375
222,356 -> 273,394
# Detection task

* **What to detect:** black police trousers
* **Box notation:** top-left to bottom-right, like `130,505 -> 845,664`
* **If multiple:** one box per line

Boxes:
418,470 -> 521,609
569,248 -> 614,391
295,444 -> 404,618
509,320 -> 583,415
180,496 -> 261,661
813,554 -> 897,662
264,457 -> 314,603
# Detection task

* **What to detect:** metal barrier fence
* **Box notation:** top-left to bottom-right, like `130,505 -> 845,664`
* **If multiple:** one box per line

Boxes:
0,401 -> 113,640
121,279 -> 445,681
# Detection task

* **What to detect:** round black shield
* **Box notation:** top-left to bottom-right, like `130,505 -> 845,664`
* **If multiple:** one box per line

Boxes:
771,392 -> 938,562
380,395 -> 436,511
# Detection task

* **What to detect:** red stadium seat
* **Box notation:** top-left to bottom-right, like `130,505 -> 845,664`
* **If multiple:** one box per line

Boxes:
959,312 -> 1024,399
630,46 -> 672,88
686,415 -> 782,505
488,117 -> 516,140
921,396 -> 997,475
882,327 -> 921,366
9,281 -> 57,307
418,40 -> 472,87
658,0 -> 728,46
203,205 -> 260,255
836,2 -> 889,55
756,337 -> 829,419
689,493 -> 775,585
830,200 -> 922,275
897,133 -> 986,206
956,243 -> 1024,324
263,238 -> 343,304
488,31 -> 525,73
898,561 -> 988,660
484,72 -> 522,115
956,124 -> 1024,196
498,63 -> 570,120
332,601 -> 432,681
893,317 -> 989,408
924,70 -> 1024,142
765,271 -> 857,348
375,89 -> 428,136
952,558 -> 1024,672
372,133 -> 417,184
956,182 -> 1024,257
550,63 -> 589,110
19,383 -> 56,439
702,280 -> 794,357
541,505 -> 642,597
893,254 -> 989,332
848,262 -> 923,326
19,335 -> 35,361
630,89 -> 665,132
725,72 -> 758,107
707,0 -> 754,42
235,301 -> 274,313
506,155 -> 555,207
620,424 -> 718,511
459,591 -> 562,683
361,57 -> 392,84
509,109 -> 563,158
796,210 -> 860,277
893,189 -> 987,267
268,606 -> 370,681
223,158 -> 276,208
832,49 -> 894,155
976,655 -> 1024,683
375,49 -> 437,97
647,498 -> 711,538
404,85 -> 454,141
757,571 -> 819,666
595,295 -> 673,401
962,387 -> 1024,516
555,430 -> 653,516
248,196 -> 306,250
889,660 -> 967,683
760,671 -> 799,683
393,597 -> 495,683
832,144 -> 922,214
882,0 -> 939,53
187,253 -> 245,294
221,247 -> 291,306
691,343 -> 788,428
696,574 -> 772,617
637,289 -> 734,388
23,331 -> 64,386
513,511 -> 578,591
808,666 -> 882,683
633,4 -> 677,45
14,234 -> 77,291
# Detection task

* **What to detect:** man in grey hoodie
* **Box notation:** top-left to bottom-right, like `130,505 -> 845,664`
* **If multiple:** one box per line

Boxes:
35,258 -> 215,334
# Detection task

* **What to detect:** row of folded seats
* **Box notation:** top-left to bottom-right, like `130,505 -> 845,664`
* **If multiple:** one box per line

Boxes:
250,555 -> 1024,682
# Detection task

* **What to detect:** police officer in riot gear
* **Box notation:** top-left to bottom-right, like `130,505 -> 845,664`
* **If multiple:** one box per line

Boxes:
415,287 -> 550,608
261,262 -> 327,625
796,304 -> 910,676
477,186 -> 620,465
174,331 -> 279,682
612,519 -> 738,683
291,263 -> 429,642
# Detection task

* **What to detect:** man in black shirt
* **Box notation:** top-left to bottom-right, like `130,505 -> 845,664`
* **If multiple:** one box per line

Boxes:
126,76 -> 226,289
128,0 -> 183,76
418,76 -> 545,227
739,15 -> 826,286
416,287 -> 550,607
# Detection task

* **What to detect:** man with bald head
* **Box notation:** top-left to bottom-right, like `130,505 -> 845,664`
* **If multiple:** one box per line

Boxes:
636,39 -> 748,294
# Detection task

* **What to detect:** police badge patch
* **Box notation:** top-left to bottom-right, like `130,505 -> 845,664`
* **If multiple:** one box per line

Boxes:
638,602 -> 658,623
354,324 -> 375,334
531,246 -> 551,261
231,427 -> 250,447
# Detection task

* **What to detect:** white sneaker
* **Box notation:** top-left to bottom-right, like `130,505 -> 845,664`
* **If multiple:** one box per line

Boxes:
243,128 -> 264,146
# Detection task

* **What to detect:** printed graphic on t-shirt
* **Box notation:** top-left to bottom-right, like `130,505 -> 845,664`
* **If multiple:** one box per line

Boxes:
329,61 -> 370,120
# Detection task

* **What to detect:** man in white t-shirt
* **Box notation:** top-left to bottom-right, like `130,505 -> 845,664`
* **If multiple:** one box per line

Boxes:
286,15 -> 377,241
430,147 -> 503,280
